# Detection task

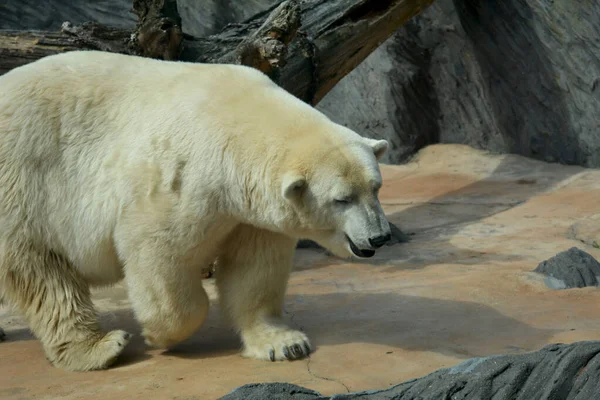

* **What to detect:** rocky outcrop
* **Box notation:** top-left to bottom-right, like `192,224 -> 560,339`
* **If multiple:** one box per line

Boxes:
319,0 -> 600,167
220,341 -> 600,400
534,247 -> 600,290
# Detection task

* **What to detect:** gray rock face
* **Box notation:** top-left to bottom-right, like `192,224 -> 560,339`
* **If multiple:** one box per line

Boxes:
0,0 -> 277,37
219,341 -> 600,400
534,247 -> 600,289
451,0 -> 600,167
319,0 -> 600,167
220,383 -> 321,400
0,0 -> 136,30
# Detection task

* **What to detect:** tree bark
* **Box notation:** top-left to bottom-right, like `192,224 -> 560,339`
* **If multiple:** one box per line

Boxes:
0,0 -> 435,104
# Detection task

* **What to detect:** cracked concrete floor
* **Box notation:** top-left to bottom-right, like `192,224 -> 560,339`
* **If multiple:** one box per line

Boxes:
2,144 -> 600,399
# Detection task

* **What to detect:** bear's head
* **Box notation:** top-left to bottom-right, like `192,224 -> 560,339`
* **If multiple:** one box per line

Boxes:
281,131 -> 392,259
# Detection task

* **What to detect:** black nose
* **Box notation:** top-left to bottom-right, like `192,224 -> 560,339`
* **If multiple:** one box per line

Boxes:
369,234 -> 391,249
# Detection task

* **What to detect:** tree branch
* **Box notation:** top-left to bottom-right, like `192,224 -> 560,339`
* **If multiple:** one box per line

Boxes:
188,0 -> 436,103
0,30 -> 83,75
218,1 -> 301,78
0,0 -> 435,104
60,21 -> 136,54
132,0 -> 183,60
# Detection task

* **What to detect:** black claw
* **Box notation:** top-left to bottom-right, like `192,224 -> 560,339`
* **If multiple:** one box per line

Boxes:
292,344 -> 302,358
283,346 -> 291,359
289,345 -> 297,358
269,349 -> 275,362
303,341 -> 311,356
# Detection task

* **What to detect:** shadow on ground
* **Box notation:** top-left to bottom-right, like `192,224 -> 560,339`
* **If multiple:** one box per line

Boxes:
2,289 -> 558,367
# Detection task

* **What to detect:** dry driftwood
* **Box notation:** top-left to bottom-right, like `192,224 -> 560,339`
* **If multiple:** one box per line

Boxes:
0,0 -> 435,104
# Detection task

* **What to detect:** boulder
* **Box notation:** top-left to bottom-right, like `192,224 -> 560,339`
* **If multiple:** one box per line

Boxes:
534,247 -> 600,290
220,341 -> 600,400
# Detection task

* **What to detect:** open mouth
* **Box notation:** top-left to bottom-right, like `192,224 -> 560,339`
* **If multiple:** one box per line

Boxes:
345,235 -> 375,258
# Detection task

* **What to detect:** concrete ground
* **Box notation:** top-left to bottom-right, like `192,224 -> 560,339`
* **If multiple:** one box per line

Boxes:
1,144 -> 600,399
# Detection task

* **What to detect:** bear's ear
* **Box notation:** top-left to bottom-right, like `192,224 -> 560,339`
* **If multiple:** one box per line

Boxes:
365,138 -> 389,161
281,172 -> 306,200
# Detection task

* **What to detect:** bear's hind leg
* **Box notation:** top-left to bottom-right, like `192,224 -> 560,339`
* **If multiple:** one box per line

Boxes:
0,243 -> 130,371
216,225 -> 312,362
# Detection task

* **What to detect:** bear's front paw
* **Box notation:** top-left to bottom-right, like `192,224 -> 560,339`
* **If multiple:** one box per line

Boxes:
241,326 -> 312,362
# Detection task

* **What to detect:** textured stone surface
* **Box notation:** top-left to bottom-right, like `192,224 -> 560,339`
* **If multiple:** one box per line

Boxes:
534,247 -> 600,290
220,383 -> 322,400
2,144 -> 600,399
0,0 -> 135,30
0,0 -> 275,36
570,214 -> 600,249
319,0 -> 600,167
220,341 -> 600,399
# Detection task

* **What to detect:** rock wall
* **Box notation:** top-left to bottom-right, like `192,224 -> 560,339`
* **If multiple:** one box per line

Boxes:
319,0 -> 600,167
2,0 -> 598,167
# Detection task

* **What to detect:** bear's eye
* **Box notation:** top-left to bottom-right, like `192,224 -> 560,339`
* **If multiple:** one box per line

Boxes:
334,197 -> 352,205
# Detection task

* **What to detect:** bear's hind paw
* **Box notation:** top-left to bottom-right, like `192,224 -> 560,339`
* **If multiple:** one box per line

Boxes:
48,329 -> 132,371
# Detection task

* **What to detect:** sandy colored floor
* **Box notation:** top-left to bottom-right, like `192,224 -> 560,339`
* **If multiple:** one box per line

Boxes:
1,144 -> 600,399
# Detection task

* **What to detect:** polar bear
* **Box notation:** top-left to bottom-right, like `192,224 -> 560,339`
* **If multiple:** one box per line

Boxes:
0,51 -> 391,371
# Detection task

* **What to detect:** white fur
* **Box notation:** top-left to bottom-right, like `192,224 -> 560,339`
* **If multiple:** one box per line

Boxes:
0,51 -> 390,371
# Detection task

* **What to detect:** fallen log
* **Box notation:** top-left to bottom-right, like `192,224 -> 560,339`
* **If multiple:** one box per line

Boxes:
0,0 -> 435,104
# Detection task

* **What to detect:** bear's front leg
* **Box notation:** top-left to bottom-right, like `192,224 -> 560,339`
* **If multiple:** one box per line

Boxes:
119,241 -> 210,349
115,210 -> 210,350
216,225 -> 312,361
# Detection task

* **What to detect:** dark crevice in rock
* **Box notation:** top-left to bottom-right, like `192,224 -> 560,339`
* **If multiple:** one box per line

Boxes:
387,20 -> 440,160
330,0 -> 400,29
